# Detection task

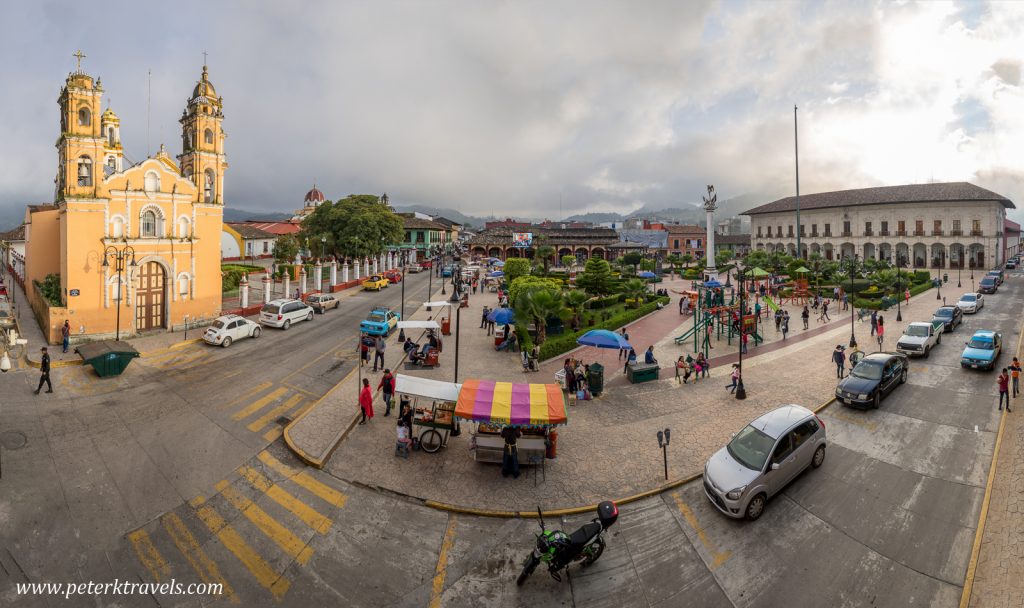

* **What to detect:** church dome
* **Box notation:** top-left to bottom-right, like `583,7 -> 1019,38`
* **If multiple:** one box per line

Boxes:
304,185 -> 325,205
101,107 -> 119,122
192,65 -> 217,100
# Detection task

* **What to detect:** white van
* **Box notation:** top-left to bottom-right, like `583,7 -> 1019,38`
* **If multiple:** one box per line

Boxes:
260,299 -> 313,330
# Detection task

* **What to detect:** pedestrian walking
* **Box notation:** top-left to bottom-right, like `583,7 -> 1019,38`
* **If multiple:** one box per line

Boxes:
781,312 -> 790,340
820,300 -> 831,322
679,296 -> 685,315
870,310 -> 878,336
358,378 -> 374,424
997,368 -> 1012,412
842,292 -> 849,311
480,305 -> 490,329
801,306 -> 810,330
832,345 -> 846,378
61,320 -> 71,354
741,331 -> 749,354
1010,358 -> 1021,398
833,286 -> 840,300
359,334 -> 372,366
618,328 -> 630,360
34,347 -> 52,394
877,316 -> 885,348
775,309 -> 782,332
378,369 -> 395,416
373,335 -> 386,371
905,288 -> 910,306
754,301 -> 761,320
295,287 -> 301,300
500,425 -> 522,479
726,364 -> 740,393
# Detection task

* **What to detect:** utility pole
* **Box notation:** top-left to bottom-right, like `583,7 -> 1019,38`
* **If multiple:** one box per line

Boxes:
794,105 -> 802,260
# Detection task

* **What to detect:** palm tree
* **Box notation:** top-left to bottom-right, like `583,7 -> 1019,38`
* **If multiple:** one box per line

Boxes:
514,287 -> 567,344
666,254 -> 682,278
536,245 -> 555,274
681,254 -> 694,270
621,278 -> 648,308
564,290 -> 590,328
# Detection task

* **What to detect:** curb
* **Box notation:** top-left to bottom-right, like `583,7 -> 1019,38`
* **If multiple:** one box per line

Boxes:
284,364 -> 360,469
418,395 -> 838,518
959,309 -> 1024,608
25,337 -> 205,367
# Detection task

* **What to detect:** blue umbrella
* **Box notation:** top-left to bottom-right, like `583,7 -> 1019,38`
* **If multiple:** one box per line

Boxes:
487,257 -> 502,262
576,329 -> 631,350
638,271 -> 656,279
703,279 -> 722,289
488,271 -> 504,278
492,260 -> 505,267
487,308 -> 515,325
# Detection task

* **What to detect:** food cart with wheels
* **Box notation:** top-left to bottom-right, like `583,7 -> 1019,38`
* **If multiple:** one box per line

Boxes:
455,379 -> 567,465
397,320 -> 443,367
394,374 -> 461,453
422,300 -> 453,335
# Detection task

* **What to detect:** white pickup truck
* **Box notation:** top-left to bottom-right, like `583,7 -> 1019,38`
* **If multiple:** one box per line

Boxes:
896,320 -> 944,358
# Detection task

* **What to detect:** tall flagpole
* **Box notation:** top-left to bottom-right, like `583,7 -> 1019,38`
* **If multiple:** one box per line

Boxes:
794,105 -> 801,259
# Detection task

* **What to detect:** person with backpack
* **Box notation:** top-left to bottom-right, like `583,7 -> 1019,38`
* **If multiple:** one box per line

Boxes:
378,369 -> 396,416
997,368 -> 1012,412
832,345 -> 846,378
1010,357 -> 1021,398
801,306 -> 810,330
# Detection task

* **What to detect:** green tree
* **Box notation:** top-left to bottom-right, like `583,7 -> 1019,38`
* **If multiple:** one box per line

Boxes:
620,252 -> 643,275
273,233 -> 300,264
665,254 -> 682,277
681,254 -> 694,269
508,276 -> 562,309
536,245 -> 556,274
575,258 -> 615,296
715,249 -> 733,268
300,194 -> 403,259
561,254 -> 576,269
564,290 -> 590,328
743,250 -> 769,271
639,258 -> 656,272
503,258 -> 532,286
621,278 -> 648,307
514,286 -> 566,344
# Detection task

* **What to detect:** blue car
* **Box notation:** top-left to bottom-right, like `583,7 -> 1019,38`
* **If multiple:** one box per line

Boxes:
441,265 -> 454,278
961,330 -> 1002,371
360,307 -> 401,336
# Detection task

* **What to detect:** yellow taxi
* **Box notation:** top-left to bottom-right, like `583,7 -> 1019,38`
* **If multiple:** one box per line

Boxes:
362,275 -> 390,291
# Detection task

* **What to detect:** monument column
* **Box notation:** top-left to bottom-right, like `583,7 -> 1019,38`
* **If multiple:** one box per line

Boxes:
702,185 -> 719,284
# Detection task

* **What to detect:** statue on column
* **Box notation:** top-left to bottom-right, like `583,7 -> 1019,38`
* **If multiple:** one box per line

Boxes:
702,184 -> 720,285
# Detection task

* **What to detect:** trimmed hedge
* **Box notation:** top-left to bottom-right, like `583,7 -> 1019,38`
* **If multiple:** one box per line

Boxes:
853,282 -> 932,310
221,263 -> 262,273
912,270 -> 931,284
586,294 -> 621,309
521,296 -> 670,361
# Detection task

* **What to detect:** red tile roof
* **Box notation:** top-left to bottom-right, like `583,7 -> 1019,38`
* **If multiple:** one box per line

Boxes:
241,220 -> 302,235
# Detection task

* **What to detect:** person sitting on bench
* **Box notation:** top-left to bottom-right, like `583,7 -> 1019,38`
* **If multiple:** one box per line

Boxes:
496,327 -> 516,351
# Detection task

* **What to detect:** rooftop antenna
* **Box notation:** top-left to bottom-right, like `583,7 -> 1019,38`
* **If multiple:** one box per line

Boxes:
146,69 -> 152,157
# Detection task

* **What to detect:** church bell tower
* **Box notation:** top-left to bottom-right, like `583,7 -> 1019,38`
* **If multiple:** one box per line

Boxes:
55,50 -> 105,202
177,63 -> 227,204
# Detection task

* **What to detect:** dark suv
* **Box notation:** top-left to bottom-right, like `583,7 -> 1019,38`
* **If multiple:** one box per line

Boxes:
978,277 -> 997,294
932,305 -> 963,332
835,352 -> 909,409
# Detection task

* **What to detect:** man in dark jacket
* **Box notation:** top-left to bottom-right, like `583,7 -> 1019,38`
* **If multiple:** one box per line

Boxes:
500,426 -> 522,479
34,347 -> 52,394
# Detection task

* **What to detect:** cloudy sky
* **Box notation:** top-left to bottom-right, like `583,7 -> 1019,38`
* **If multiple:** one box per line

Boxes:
2,0 -> 1023,224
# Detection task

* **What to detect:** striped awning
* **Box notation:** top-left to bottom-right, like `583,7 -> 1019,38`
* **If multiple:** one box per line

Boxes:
454,379 -> 567,427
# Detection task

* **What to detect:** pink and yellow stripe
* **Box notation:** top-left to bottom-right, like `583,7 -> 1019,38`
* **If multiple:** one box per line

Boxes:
455,380 -> 567,426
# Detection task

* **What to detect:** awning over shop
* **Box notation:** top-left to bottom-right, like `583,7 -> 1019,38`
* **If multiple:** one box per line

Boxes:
421,301 -> 452,308
397,320 -> 441,330
394,374 -> 461,401
454,379 -> 567,427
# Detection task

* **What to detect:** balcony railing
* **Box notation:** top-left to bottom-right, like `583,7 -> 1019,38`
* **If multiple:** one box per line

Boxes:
896,230 -> 907,237
932,230 -> 943,236
841,231 -> 852,237
864,230 -> 874,237
971,230 -> 983,237
879,230 -> 890,236
823,231 -> 832,237
913,230 -> 925,236
811,231 -> 819,237
949,229 -> 962,236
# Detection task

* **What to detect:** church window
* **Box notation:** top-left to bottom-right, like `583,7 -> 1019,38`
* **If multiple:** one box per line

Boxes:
144,171 -> 160,193
110,216 -> 124,238
104,156 -> 116,178
183,128 -> 193,151
141,210 -> 158,237
77,156 -> 92,186
107,127 -> 115,146
177,217 -> 191,238
78,107 -> 91,126
204,169 -> 215,203
178,274 -> 190,296
204,128 -> 214,145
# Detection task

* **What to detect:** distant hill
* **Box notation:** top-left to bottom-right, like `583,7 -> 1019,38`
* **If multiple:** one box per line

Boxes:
391,205 -> 482,229
562,192 -> 771,227
224,208 -> 292,222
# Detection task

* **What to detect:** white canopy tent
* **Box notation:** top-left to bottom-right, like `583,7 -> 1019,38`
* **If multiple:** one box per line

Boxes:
394,374 -> 461,401
421,301 -> 452,309
397,320 -> 441,330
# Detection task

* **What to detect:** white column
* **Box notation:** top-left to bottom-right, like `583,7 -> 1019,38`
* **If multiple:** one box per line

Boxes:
314,262 -> 323,292
364,258 -> 370,277
409,249 -> 417,264
262,275 -> 272,304
706,208 -> 715,270
372,257 -> 379,275
330,260 -> 338,286
283,273 -> 291,300
299,267 -> 308,295
343,262 -> 351,283
240,274 -> 249,308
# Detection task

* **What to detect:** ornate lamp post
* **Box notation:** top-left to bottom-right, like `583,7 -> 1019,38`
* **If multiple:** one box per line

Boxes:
656,428 -> 671,481
735,260 -> 747,400
102,244 -> 137,341
934,258 -> 942,300
398,250 -> 408,343
970,259 -> 975,292
320,236 -> 326,260
845,253 -> 858,349
895,256 -> 904,322
450,288 -> 461,382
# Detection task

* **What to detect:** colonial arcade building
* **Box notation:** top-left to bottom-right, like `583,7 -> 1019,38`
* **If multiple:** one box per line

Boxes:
467,227 -> 620,262
743,183 -> 1014,270
22,56 -> 226,343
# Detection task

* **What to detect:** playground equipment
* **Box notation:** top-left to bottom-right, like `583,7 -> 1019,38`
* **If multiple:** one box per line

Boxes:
674,283 -> 763,352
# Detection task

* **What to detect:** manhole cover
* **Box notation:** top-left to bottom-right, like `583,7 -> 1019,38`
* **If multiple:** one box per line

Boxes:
0,431 -> 27,450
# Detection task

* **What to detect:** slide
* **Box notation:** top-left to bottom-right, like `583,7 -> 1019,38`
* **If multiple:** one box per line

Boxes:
762,295 -> 780,313
674,316 -> 713,345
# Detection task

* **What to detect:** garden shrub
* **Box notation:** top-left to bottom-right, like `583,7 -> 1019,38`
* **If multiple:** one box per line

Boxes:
528,296 -> 669,361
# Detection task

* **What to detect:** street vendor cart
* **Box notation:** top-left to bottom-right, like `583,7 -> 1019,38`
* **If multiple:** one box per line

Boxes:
455,379 -> 567,465
394,374 -> 461,453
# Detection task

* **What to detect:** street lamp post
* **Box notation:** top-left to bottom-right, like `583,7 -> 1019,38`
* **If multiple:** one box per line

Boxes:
656,428 -> 671,481
399,251 -> 408,343
320,236 -> 326,260
957,253 -> 962,288
845,254 -> 858,349
895,257 -> 903,322
970,260 -> 975,292
450,288 -> 461,382
935,261 -> 942,300
102,245 -> 136,341
735,261 -> 747,400
427,247 -> 433,311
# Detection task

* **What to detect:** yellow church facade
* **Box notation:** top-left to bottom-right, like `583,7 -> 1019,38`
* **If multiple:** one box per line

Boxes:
23,55 -> 227,344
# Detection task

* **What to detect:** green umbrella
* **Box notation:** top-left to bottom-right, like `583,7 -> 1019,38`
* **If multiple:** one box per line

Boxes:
794,266 -> 811,274
748,267 -> 771,278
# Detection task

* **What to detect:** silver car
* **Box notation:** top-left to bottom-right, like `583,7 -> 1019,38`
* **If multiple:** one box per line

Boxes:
703,404 -> 827,521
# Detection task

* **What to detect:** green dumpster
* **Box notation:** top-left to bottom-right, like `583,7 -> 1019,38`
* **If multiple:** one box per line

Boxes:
626,362 -> 659,384
76,340 -> 140,377
588,363 -> 605,397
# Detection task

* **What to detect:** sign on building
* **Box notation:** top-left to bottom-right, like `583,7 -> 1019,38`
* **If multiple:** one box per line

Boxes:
512,232 -> 533,248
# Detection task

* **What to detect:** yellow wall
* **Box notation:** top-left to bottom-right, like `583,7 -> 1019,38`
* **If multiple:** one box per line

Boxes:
24,207 -> 61,289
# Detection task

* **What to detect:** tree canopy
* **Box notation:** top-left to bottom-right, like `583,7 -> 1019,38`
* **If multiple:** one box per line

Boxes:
503,258 -> 532,285
273,233 -> 300,264
300,194 -> 403,259
575,258 -> 614,295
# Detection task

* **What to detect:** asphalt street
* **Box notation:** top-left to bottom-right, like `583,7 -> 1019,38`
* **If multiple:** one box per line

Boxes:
0,268 -> 1019,608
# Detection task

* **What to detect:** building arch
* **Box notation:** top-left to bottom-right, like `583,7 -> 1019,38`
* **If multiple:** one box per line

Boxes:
77,155 -> 93,186
895,243 -> 910,266
78,106 -> 91,126
968,243 -> 985,268
175,272 -> 193,298
878,243 -> 892,263
176,215 -> 192,239
591,247 -> 606,260
839,243 -> 855,259
863,242 -> 876,260
204,169 -> 216,203
204,128 -> 214,145
823,243 -> 834,260
109,214 -> 126,239
139,204 -> 165,238
930,243 -> 946,268
912,243 -> 927,268
488,247 -> 502,258
558,247 -> 572,259
131,256 -> 171,331
949,243 -> 965,268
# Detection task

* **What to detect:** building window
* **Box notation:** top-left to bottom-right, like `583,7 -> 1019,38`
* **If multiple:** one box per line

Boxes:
263,241 -> 269,254
673,239 -> 680,248
824,223 -> 831,236
110,216 -> 124,238
77,107 -> 91,126
178,274 -> 190,296
77,156 -> 93,186
842,221 -> 851,236
204,169 -> 215,203
144,171 -> 160,192
933,219 -> 942,236
865,221 -> 872,236
204,128 -> 214,145
972,219 -> 982,236
766,226 -> 772,237
811,224 -> 818,237
952,219 -> 961,235
880,221 -> 888,235
787,225 -> 794,237
777,225 -> 782,237
897,220 -> 906,235
177,217 -> 190,238
915,219 -> 924,235
799,224 -> 805,236
107,127 -> 116,146
141,210 -> 157,237
756,227 -> 762,238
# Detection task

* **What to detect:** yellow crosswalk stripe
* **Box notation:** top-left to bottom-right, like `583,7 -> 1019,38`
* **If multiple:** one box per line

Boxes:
127,529 -> 170,582
231,387 -> 289,421
161,512 -> 237,604
257,451 -> 348,509
247,394 -> 304,433
263,427 -> 283,442
238,466 -> 333,534
190,495 -> 291,600
218,381 -> 274,411
214,480 -> 315,566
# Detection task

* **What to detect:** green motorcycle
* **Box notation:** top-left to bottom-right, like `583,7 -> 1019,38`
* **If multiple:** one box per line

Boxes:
516,501 -> 619,585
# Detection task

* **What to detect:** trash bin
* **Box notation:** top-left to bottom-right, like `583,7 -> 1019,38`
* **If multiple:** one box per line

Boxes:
588,363 -> 605,397
75,340 -> 140,377
554,368 -> 567,390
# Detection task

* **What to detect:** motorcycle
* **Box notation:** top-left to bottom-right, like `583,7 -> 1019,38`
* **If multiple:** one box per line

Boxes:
516,501 -> 619,585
